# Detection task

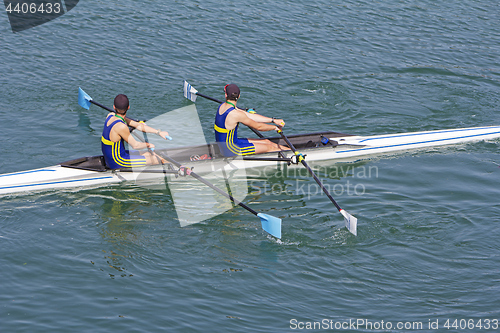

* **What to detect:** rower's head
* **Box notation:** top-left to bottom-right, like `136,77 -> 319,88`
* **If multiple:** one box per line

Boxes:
224,84 -> 240,102
113,94 -> 130,115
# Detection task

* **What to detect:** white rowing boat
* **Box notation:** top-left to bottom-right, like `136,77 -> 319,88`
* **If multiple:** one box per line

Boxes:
1,125 -> 499,196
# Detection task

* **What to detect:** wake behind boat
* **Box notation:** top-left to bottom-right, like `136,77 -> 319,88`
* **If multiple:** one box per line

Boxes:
2,125 -> 500,196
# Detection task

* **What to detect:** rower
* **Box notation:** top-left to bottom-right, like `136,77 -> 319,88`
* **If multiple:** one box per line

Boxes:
214,84 -> 289,156
101,94 -> 169,169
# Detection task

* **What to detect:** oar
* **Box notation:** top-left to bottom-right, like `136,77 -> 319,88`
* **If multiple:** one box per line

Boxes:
132,133 -> 282,239
140,130 -> 173,180
170,155 -> 281,238
79,87 -> 282,239
78,87 -> 173,140
277,128 -> 357,236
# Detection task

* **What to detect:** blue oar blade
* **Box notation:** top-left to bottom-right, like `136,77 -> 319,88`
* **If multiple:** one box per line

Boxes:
183,80 -> 198,102
78,87 -> 92,110
257,213 -> 282,239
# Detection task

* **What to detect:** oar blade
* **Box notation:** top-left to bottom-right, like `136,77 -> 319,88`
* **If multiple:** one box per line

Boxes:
340,209 -> 357,236
183,80 -> 198,102
257,213 -> 282,239
78,87 -> 92,110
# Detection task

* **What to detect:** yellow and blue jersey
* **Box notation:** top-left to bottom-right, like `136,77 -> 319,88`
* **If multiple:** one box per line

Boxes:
101,115 -> 147,169
214,104 -> 256,157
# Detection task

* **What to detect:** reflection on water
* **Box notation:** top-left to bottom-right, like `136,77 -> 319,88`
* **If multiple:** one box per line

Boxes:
77,111 -> 94,134
76,187 -> 173,279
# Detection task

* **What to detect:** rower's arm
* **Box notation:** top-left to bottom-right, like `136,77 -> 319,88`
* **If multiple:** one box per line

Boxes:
232,110 -> 280,132
127,118 -> 170,139
115,123 -> 153,150
246,113 -> 285,126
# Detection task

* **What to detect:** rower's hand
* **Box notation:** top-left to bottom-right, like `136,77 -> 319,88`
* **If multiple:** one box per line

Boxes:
146,142 -> 155,149
274,122 -> 286,133
272,118 -> 285,127
153,153 -> 169,164
159,131 -> 172,140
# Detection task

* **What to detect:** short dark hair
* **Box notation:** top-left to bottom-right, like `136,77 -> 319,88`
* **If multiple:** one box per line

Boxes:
224,84 -> 240,101
114,94 -> 129,113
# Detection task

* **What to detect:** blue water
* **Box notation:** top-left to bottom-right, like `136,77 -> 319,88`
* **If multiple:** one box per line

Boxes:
1,1 -> 500,331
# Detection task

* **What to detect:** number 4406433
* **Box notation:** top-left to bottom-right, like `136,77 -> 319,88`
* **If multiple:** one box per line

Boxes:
5,2 -> 61,14
444,319 -> 498,330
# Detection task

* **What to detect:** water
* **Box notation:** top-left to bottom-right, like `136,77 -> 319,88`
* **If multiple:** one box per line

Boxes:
1,1 -> 500,331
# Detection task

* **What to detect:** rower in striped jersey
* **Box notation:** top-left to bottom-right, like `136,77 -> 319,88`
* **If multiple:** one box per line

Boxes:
101,94 -> 169,169
214,84 -> 289,157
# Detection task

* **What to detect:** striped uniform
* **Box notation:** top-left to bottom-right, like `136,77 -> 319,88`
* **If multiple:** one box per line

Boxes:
101,115 -> 147,169
214,104 -> 256,157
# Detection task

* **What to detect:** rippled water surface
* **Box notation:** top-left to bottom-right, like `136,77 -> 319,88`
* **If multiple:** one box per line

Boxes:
1,1 -> 499,331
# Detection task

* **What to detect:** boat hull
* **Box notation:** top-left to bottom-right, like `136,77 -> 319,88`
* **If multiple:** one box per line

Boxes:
331,125 -> 500,160
0,166 -> 123,195
1,125 -> 499,195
